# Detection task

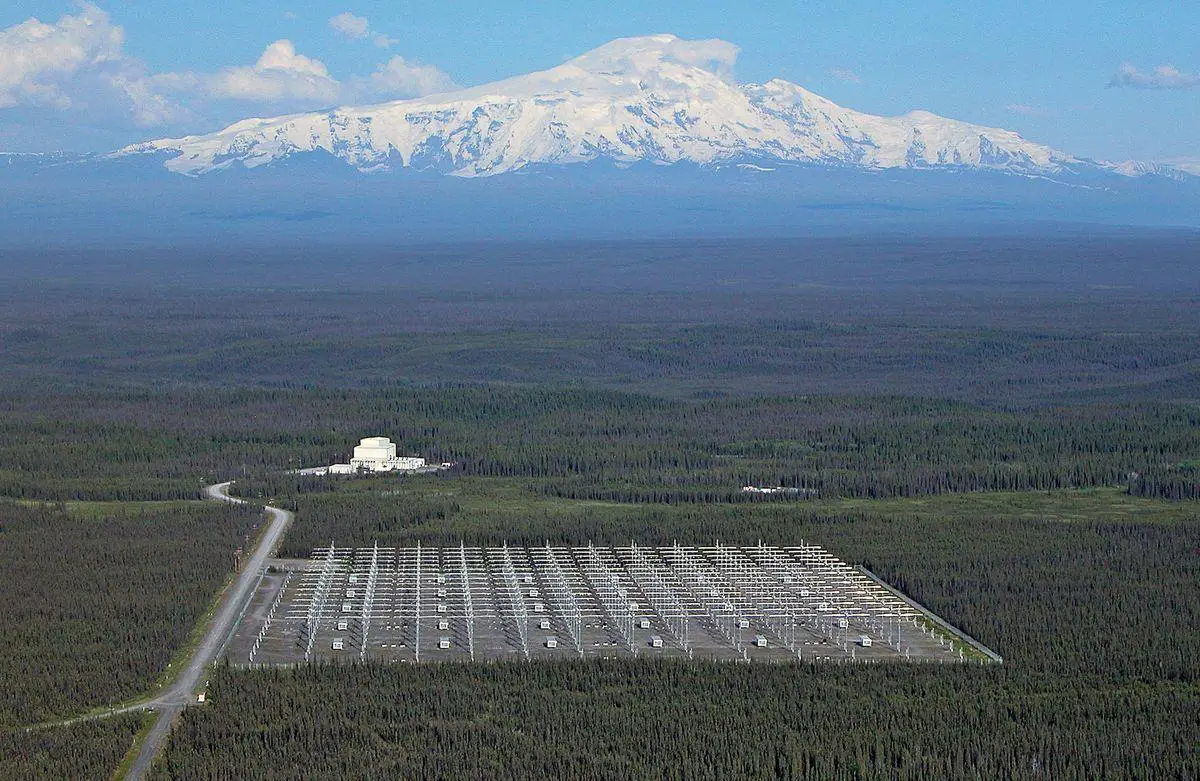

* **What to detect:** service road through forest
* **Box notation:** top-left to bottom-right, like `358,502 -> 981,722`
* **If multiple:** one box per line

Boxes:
119,483 -> 292,780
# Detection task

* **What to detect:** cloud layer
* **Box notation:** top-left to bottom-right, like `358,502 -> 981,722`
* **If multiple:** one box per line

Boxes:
208,40 -> 342,102
368,56 -> 458,98
0,3 -> 121,109
329,12 -> 395,48
1110,63 -> 1199,90
155,39 -> 457,108
0,5 -> 456,135
0,3 -> 177,124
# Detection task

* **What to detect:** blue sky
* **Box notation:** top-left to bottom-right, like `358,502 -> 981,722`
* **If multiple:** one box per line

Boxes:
1,1 -> 1196,164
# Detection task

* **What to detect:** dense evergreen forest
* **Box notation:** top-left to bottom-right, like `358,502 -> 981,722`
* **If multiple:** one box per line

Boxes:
0,500 -> 259,726
2,246 -> 1199,403
0,715 -> 145,781
0,384 -> 1195,778
1,389 -> 1197,503
153,494 -> 1198,779
0,245 -> 1195,779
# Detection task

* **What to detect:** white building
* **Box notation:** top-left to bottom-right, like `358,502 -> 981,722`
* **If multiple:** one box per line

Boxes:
327,436 -> 426,474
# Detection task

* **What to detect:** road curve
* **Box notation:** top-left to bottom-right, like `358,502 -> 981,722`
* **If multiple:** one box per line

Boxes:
124,482 -> 293,780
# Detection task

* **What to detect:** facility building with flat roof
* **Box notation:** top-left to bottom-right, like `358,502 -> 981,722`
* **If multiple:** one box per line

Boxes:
327,436 -> 426,474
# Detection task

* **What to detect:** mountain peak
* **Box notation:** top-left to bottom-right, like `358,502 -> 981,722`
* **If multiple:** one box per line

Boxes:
562,34 -> 740,80
442,33 -> 741,104
121,34 -> 1088,178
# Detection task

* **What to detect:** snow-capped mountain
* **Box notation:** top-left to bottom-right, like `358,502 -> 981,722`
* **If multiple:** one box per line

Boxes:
118,34 -> 1096,179
1105,160 -> 1194,181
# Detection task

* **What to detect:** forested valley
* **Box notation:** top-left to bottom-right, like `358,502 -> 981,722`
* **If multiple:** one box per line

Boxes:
0,239 -> 1196,779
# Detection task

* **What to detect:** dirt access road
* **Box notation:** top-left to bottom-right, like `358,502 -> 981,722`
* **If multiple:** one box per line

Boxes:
121,482 -> 292,780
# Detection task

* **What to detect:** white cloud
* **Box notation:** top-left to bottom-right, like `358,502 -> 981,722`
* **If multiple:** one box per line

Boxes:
367,55 -> 457,98
0,3 -> 188,126
1110,63 -> 1199,90
572,34 -> 740,85
200,40 -> 342,102
0,5 -> 456,142
829,67 -> 861,84
157,40 -> 457,107
106,73 -> 186,125
256,39 -> 330,78
0,3 -> 128,109
330,12 -> 369,39
662,37 -> 740,78
329,12 -> 395,48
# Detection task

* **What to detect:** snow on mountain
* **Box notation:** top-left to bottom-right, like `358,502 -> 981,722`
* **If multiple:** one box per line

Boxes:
1106,160 -> 1197,180
121,34 -> 1083,178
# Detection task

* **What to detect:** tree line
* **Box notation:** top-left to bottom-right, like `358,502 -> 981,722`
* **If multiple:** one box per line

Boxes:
1,388 -> 1195,503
